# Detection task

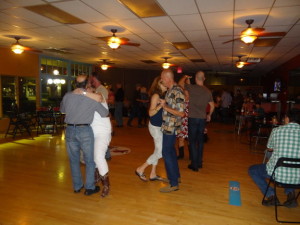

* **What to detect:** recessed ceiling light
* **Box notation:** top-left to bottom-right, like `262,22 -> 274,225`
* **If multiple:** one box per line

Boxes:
118,0 -> 166,18
25,4 -> 85,24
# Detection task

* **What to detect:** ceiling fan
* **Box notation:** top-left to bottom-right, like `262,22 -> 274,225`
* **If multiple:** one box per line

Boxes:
161,57 -> 177,69
98,59 -> 115,70
10,36 -> 41,54
97,29 -> 140,49
223,19 -> 286,45
235,56 -> 256,68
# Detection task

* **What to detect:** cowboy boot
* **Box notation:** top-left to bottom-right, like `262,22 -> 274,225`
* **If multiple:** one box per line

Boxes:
100,173 -> 110,198
94,168 -> 101,184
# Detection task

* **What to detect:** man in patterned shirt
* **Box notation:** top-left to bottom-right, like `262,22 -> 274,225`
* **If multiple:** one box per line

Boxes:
159,69 -> 185,193
248,108 -> 300,207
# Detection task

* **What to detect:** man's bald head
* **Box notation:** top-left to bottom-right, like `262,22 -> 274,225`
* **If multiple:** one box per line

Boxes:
75,74 -> 88,88
195,71 -> 205,82
161,69 -> 174,79
161,69 -> 174,88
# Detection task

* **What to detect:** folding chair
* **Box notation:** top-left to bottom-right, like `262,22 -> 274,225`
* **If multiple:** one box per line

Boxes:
5,112 -> 33,139
262,157 -> 300,223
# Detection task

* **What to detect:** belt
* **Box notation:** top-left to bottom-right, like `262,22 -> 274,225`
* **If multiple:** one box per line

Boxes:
67,124 -> 90,127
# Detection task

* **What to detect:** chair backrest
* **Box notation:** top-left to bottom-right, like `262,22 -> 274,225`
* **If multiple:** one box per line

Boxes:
272,157 -> 300,185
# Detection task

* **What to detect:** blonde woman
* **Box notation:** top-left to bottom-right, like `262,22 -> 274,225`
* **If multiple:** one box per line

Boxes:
135,76 -> 167,182
74,86 -> 112,197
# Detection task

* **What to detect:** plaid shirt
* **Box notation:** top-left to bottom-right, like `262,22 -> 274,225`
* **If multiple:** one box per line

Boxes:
161,84 -> 185,135
266,123 -> 300,184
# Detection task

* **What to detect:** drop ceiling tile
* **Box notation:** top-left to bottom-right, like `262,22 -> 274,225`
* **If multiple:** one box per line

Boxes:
277,37 -> 300,47
234,9 -> 270,27
263,25 -> 291,33
202,11 -> 233,29
160,32 -> 187,42
0,1 -> 14,9
250,47 -> 273,57
212,40 -> 232,48
139,43 -> 159,51
266,6 -> 300,26
91,21 -> 128,34
138,33 -> 165,44
184,31 -> 210,42
4,7 -> 61,26
196,0 -> 234,13
0,14 -> 39,29
84,0 -> 138,20
274,0 -> 300,7
143,16 -> 179,33
208,28 -> 233,40
285,24 -> 300,37
53,1 -> 108,23
180,48 -> 199,56
192,41 -> 213,50
157,0 -> 198,15
214,48 -> 232,56
6,0 -> 45,6
235,0 -> 274,10
28,27 -> 74,40
171,14 -> 205,31
70,23 -> 106,37
118,19 -> 154,34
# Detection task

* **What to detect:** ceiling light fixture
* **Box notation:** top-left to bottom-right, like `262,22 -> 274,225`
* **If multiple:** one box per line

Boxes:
108,29 -> 121,49
240,19 -> 258,44
162,57 -> 171,69
241,35 -> 257,44
236,61 -> 245,68
101,64 -> 108,70
11,37 -> 25,54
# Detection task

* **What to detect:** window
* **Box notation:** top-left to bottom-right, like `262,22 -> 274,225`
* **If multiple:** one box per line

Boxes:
41,77 -> 68,107
1,76 -> 16,116
19,77 -> 36,113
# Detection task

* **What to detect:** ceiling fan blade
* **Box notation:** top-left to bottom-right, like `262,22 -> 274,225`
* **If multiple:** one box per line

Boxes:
96,36 -> 112,41
122,42 -> 140,47
23,46 -> 42,53
119,37 -> 129,42
252,28 -> 265,32
223,38 -> 240,44
258,32 -> 286,37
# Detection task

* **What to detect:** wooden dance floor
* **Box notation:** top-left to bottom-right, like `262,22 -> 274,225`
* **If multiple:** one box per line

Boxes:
0,121 -> 299,224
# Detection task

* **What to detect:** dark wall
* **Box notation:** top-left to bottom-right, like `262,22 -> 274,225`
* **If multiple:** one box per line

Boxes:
94,67 -> 161,101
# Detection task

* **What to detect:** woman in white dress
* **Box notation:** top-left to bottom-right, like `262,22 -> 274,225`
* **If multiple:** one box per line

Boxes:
74,88 -> 112,197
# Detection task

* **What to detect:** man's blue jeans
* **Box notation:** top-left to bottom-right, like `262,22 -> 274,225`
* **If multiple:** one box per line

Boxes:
188,118 -> 206,169
162,133 -> 180,187
248,164 -> 294,197
66,125 -> 95,190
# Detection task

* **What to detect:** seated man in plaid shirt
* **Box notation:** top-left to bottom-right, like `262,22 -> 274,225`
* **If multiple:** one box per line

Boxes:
248,108 -> 300,208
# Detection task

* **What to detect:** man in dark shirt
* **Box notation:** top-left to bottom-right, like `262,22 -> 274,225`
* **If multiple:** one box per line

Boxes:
60,74 -> 108,195
179,71 -> 214,171
127,83 -> 142,127
114,83 -> 124,127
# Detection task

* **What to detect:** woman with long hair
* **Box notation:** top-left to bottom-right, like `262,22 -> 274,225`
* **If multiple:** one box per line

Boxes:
135,76 -> 167,182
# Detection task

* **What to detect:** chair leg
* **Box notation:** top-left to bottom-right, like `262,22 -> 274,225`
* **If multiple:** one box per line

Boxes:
262,178 -> 272,204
